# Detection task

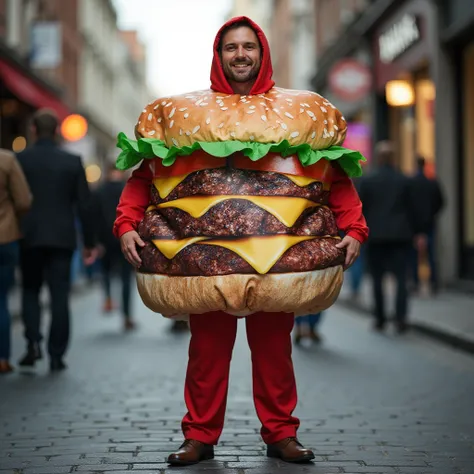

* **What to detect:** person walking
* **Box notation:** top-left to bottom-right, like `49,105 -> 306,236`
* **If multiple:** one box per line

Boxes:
92,164 -> 135,331
0,149 -> 32,374
293,313 -> 323,345
16,109 -> 96,371
410,156 -> 444,295
358,141 -> 419,333
114,17 -> 368,465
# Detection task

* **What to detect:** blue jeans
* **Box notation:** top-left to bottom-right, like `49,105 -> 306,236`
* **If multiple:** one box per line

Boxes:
0,241 -> 19,360
348,246 -> 365,294
295,312 -> 322,329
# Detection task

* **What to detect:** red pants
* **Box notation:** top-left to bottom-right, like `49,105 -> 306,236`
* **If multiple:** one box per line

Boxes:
182,311 -> 299,445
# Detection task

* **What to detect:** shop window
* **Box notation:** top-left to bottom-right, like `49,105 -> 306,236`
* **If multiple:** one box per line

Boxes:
462,42 -> 474,278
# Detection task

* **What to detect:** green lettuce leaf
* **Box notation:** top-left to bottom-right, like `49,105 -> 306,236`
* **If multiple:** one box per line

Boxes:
116,132 -> 366,177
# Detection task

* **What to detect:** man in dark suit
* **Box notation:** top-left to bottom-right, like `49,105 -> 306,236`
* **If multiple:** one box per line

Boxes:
16,109 -> 96,371
92,164 -> 135,331
409,156 -> 444,294
358,141 -> 419,333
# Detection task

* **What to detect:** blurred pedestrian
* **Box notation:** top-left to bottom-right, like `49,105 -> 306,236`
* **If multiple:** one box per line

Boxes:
409,156 -> 444,295
0,149 -> 32,374
92,164 -> 135,331
16,109 -> 96,372
358,141 -> 419,334
293,313 -> 323,345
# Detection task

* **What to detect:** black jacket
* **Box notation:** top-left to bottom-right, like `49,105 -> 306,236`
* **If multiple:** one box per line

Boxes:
358,165 -> 419,244
16,139 -> 94,250
409,173 -> 444,233
91,180 -> 125,253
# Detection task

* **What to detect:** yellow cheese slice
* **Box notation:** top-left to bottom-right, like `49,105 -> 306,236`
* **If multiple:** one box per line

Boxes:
146,205 -> 157,212
153,173 -> 191,199
199,235 -> 316,274
282,174 -> 330,191
152,236 -> 209,259
157,195 -> 319,228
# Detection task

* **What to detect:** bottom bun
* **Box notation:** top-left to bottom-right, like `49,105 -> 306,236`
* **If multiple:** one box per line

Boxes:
136,266 -> 343,320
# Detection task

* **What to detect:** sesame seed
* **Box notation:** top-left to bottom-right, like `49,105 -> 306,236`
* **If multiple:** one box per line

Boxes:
334,125 -> 339,131
172,138 -> 179,146
280,123 -> 288,130
206,117 -> 211,125
261,115 -> 267,122
184,113 -> 189,119
148,130 -> 156,136
306,110 -> 315,117
311,131 -> 316,139
148,113 -> 153,121
154,104 -> 159,110
169,120 -> 174,128
236,122 -> 240,126
250,135 -> 255,140
195,99 -> 203,106
320,106 -> 328,113
218,123 -> 224,129
284,112 -> 294,119
230,132 -> 236,138
200,102 -> 208,106
165,102 -> 172,107
221,107 -> 228,111
300,108 -> 304,113
169,107 -> 176,119
179,129 -> 183,135
186,131 -> 191,136
179,107 -> 188,112
247,110 -> 255,114
192,125 -> 200,134
158,118 -> 162,123
330,131 -> 335,137
249,105 -> 256,109
290,131 -> 300,138
161,101 -> 167,106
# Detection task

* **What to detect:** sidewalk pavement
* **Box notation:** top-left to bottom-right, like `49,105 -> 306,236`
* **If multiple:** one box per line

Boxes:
337,277 -> 474,353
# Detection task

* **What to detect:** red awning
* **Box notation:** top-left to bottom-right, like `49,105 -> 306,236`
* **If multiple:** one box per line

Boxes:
0,58 -> 71,121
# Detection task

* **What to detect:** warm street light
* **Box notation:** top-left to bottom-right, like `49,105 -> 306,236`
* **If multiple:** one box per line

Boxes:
385,80 -> 415,107
61,114 -> 88,142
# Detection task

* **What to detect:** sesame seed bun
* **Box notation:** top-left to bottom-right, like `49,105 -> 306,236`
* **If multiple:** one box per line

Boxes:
135,87 -> 347,150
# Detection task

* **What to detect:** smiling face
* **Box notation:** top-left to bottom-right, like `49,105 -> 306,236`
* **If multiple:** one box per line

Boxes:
220,26 -> 261,94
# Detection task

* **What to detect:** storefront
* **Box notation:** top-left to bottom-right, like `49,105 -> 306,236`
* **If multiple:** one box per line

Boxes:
0,49 -> 70,151
372,0 -> 437,177
438,0 -> 474,281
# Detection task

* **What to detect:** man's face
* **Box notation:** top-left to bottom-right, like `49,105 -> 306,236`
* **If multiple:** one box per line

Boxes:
220,26 -> 261,85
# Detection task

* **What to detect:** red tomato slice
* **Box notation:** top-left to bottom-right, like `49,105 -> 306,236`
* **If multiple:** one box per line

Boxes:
152,150 -> 226,178
233,152 -> 332,181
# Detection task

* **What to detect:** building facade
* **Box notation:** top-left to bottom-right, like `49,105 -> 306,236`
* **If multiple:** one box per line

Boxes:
311,0 -> 474,287
0,0 -> 150,178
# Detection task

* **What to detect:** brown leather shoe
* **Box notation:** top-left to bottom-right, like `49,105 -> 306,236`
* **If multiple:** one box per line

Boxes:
167,439 -> 214,466
267,437 -> 315,463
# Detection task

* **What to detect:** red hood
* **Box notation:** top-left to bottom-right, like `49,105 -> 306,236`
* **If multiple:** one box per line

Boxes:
210,16 -> 275,95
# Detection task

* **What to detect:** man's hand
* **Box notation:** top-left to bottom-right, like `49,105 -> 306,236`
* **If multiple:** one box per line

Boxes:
335,235 -> 361,270
83,248 -> 99,267
120,230 -> 145,267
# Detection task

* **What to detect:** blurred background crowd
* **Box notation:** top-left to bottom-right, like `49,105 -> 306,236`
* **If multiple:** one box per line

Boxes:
0,0 -> 473,366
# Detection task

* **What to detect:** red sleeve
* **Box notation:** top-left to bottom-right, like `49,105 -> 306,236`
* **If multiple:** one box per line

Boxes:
113,160 -> 152,239
328,163 -> 369,244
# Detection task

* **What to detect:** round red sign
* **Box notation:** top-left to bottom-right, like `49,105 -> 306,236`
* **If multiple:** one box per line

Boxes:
328,59 -> 372,102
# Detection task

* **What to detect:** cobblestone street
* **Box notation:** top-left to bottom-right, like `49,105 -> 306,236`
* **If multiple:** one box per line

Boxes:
1,284 -> 474,474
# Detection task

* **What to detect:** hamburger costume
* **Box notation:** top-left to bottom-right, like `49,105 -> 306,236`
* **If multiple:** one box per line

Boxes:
114,17 -> 368,464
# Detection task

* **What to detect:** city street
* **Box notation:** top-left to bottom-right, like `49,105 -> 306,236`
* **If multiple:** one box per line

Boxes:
1,284 -> 474,474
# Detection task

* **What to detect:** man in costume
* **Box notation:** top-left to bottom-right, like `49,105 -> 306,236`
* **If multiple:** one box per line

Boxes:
114,17 -> 368,465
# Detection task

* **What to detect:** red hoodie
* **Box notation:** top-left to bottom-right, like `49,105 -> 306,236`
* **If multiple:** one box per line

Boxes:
113,17 -> 368,243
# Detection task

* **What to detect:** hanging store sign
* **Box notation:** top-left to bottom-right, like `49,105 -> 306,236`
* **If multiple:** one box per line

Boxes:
378,14 -> 420,64
30,22 -> 62,69
328,58 -> 372,103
